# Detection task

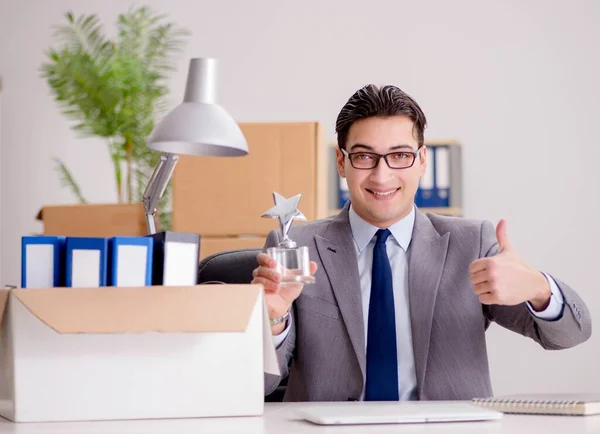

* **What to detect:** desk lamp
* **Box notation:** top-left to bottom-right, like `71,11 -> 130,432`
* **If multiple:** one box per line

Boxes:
142,57 -> 248,234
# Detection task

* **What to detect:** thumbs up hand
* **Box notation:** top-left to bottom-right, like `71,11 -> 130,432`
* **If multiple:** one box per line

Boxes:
469,219 -> 552,311
495,218 -> 512,253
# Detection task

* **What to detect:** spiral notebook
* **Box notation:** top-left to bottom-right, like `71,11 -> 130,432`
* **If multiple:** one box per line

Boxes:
473,394 -> 600,416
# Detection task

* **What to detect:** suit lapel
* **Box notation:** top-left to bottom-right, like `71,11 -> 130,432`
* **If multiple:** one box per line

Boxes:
315,206 -> 366,381
408,211 -> 450,395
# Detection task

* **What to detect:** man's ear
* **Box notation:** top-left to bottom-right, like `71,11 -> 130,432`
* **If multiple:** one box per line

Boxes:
336,148 -> 346,178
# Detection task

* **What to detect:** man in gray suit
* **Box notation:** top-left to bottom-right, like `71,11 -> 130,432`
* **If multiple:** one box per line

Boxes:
252,84 -> 591,402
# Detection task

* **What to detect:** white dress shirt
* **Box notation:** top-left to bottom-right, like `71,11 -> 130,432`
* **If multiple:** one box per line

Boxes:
274,205 -> 565,400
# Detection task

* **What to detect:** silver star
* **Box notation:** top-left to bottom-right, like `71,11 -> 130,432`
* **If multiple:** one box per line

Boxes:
262,192 -> 306,247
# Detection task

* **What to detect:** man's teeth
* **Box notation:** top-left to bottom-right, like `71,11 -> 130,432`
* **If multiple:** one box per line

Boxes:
372,189 -> 397,196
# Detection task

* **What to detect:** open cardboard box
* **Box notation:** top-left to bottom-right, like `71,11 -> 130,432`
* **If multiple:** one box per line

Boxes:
0,284 -> 278,422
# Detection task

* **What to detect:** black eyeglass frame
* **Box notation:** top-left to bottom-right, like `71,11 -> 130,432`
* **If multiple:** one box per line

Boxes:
340,147 -> 423,170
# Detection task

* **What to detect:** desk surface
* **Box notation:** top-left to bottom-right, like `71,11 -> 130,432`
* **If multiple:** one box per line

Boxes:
0,402 -> 599,433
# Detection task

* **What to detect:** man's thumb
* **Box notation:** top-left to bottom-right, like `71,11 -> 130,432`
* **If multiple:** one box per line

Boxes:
496,219 -> 512,252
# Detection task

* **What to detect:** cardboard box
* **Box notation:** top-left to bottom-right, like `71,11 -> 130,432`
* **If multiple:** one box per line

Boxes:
172,122 -> 328,236
0,285 -> 278,422
36,203 -> 148,236
200,236 -> 266,260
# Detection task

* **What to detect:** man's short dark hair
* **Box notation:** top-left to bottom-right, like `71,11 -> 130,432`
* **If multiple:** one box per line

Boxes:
335,84 -> 427,150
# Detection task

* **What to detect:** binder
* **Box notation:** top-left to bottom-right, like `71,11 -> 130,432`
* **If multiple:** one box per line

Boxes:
65,237 -> 109,288
109,237 -> 154,287
416,143 -> 463,210
21,236 -> 66,288
147,231 -> 200,286
417,146 -> 436,207
433,145 -> 450,207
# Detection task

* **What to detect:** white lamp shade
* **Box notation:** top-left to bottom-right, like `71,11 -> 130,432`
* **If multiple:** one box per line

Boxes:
147,58 -> 248,157
147,102 -> 248,156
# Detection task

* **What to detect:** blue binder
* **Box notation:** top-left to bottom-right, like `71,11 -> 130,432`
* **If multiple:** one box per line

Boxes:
417,146 -> 436,207
433,145 -> 450,207
65,237 -> 109,287
109,237 -> 154,286
21,236 -> 66,288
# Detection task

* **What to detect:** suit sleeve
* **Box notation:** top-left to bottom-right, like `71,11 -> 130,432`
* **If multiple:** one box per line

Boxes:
480,220 -> 592,350
263,229 -> 297,395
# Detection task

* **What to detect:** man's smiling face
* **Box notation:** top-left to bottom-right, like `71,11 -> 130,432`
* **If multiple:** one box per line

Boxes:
336,115 -> 427,228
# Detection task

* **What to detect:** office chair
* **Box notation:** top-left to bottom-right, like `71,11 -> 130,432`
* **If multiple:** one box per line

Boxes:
197,248 -> 288,402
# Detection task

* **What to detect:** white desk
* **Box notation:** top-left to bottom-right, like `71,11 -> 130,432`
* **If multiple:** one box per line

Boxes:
0,402 -> 599,433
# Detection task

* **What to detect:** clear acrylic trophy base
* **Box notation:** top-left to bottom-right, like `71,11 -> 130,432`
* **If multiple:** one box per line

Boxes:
266,245 -> 315,285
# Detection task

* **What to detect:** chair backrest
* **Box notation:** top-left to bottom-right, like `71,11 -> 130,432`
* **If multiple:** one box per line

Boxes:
197,248 -> 261,284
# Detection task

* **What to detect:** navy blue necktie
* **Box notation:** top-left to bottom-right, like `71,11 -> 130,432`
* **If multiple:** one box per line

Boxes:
365,229 -> 399,401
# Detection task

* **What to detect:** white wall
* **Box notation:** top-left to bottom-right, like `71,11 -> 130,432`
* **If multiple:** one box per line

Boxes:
1,0 -> 599,397
0,75 -> 3,289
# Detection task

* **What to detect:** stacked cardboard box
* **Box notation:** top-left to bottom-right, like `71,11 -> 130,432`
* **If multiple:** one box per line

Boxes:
172,122 -> 328,260
35,203 -> 148,237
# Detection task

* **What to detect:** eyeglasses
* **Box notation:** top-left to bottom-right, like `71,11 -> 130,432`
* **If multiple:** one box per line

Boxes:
340,148 -> 421,170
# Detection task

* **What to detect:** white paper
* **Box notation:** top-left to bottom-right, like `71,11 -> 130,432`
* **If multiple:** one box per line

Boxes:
163,242 -> 197,286
25,244 -> 54,288
435,146 -> 450,189
116,245 -> 148,287
71,249 -> 101,287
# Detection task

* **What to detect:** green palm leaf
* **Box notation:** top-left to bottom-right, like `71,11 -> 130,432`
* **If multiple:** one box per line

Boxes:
53,158 -> 87,203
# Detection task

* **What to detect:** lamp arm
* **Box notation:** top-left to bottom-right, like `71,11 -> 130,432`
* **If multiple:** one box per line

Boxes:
142,152 -> 179,234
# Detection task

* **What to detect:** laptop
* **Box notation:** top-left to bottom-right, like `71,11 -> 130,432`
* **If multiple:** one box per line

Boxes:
296,401 -> 503,425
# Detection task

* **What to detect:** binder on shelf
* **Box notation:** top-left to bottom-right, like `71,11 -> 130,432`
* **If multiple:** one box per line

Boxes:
416,142 -> 463,211
109,237 -> 154,287
65,237 -> 109,288
434,145 -> 450,207
21,236 -> 66,288
417,146 -> 436,207
148,231 -> 200,286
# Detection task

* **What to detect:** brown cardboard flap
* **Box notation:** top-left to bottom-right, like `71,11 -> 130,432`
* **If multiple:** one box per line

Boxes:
10,285 -> 263,334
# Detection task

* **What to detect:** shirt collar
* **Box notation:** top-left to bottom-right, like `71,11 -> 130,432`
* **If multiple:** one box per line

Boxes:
349,204 -> 415,253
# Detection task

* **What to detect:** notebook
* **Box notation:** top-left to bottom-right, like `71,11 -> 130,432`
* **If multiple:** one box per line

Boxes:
472,394 -> 600,416
296,401 -> 503,425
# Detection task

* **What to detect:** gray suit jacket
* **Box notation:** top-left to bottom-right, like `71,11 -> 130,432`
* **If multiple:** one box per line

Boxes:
264,205 -> 592,401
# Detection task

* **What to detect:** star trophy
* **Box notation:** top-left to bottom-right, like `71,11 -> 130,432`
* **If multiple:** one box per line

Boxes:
261,192 -> 315,285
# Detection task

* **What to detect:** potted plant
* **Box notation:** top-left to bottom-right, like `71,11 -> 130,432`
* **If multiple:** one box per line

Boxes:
40,5 -> 190,230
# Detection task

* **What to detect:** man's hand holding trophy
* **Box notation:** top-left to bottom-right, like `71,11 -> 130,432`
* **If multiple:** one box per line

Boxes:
251,192 -> 318,335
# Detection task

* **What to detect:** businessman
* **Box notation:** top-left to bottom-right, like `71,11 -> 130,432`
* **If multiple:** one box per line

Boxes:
252,84 -> 591,402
